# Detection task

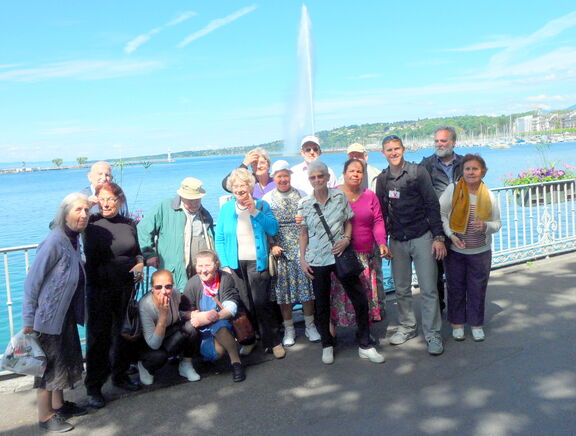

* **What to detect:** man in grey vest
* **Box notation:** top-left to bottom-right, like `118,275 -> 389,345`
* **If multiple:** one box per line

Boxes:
420,126 -> 463,312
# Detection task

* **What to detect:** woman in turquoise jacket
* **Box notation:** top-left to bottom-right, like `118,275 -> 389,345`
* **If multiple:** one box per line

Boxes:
215,168 -> 285,359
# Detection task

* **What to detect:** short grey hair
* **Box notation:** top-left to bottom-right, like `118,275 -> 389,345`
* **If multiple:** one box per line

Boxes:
226,167 -> 255,193
248,147 -> 271,168
435,126 -> 457,142
307,160 -> 329,177
53,192 -> 89,230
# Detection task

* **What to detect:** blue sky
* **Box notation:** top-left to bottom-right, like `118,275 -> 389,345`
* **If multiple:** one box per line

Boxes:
1,1 -> 575,163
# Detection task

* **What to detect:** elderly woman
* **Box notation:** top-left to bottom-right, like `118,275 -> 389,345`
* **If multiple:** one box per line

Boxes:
331,159 -> 389,329
137,270 -> 200,385
263,160 -> 320,346
298,160 -> 384,365
181,250 -> 246,382
22,193 -> 90,432
222,147 -> 275,198
439,154 -> 501,342
83,182 -> 144,409
215,167 -> 284,358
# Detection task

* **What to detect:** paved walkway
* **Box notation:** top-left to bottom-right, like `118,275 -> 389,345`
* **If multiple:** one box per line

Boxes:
1,253 -> 575,436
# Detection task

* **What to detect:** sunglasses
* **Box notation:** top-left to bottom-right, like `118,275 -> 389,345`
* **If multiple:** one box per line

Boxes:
153,284 -> 173,290
308,174 -> 325,181
303,147 -> 320,153
382,135 -> 401,144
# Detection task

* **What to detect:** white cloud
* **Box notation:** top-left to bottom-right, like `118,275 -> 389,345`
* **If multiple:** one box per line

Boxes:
124,11 -> 197,54
355,73 -> 382,79
177,5 -> 257,47
0,59 -> 164,82
526,94 -> 565,102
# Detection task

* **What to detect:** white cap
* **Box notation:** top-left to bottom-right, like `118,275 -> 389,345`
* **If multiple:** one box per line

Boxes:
270,160 -> 292,176
300,135 -> 320,148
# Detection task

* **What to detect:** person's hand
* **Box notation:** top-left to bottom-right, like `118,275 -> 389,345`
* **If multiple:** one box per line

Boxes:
88,194 -> 98,208
146,257 -> 159,268
432,241 -> 447,260
450,234 -> 466,249
22,326 -> 34,335
241,194 -> 256,213
130,263 -> 144,282
469,220 -> 487,233
271,245 -> 283,257
295,215 -> 303,225
379,244 -> 390,259
331,238 -> 350,256
158,294 -> 170,320
205,310 -> 219,323
242,150 -> 260,168
190,311 -> 202,328
300,258 -> 314,280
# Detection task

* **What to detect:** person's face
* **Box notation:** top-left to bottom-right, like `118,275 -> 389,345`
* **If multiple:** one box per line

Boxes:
434,129 -> 455,158
252,156 -> 270,177
195,255 -> 218,283
273,170 -> 292,192
88,163 -> 112,187
97,188 -> 119,218
152,272 -> 174,300
309,170 -> 328,191
344,161 -> 364,188
301,142 -> 321,163
65,199 -> 90,232
463,159 -> 485,186
382,140 -> 405,167
348,151 -> 367,163
232,180 -> 251,202
182,198 -> 202,214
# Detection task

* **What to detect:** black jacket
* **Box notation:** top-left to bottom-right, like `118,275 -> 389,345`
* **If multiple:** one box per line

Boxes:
420,153 -> 463,198
375,161 -> 444,241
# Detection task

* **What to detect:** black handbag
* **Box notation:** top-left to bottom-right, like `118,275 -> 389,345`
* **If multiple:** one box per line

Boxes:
313,204 -> 364,279
121,283 -> 142,341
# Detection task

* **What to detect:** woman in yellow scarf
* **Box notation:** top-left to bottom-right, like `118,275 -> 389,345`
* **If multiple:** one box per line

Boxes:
439,154 -> 501,342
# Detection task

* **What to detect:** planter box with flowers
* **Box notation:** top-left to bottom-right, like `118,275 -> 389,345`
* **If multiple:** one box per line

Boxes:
504,165 -> 576,207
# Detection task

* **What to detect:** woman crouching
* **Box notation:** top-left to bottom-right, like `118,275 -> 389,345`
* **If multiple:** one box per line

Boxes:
181,250 -> 246,382
137,270 -> 200,385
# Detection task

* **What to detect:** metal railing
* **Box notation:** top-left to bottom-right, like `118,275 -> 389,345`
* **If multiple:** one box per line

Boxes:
1,179 -> 576,358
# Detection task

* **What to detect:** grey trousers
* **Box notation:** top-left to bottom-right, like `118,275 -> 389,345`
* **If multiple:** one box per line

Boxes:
390,231 -> 442,341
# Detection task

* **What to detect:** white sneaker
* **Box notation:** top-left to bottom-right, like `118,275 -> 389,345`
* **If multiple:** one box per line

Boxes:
178,361 -> 200,382
322,346 -> 334,365
452,328 -> 465,341
358,347 -> 385,363
472,327 -> 485,342
239,343 -> 256,356
283,326 -> 296,347
305,324 -> 321,343
137,361 -> 154,386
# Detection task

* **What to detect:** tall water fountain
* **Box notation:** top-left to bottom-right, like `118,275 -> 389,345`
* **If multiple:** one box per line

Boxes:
284,5 -> 315,154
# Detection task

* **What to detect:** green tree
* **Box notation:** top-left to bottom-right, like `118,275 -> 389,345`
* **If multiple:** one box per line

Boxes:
52,158 -> 63,168
76,157 -> 88,166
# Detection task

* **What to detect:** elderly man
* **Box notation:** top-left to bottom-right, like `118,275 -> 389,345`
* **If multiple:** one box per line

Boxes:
420,126 -> 463,312
337,143 -> 380,191
291,135 -> 336,194
138,177 -> 215,291
81,161 -> 114,214
375,135 -> 446,355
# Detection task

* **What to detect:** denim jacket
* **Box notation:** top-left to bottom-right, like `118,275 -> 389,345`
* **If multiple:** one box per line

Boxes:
22,227 -> 85,335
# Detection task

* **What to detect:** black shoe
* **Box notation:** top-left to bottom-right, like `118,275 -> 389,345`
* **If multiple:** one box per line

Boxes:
126,363 -> 138,375
112,376 -> 142,392
86,393 -> 106,409
231,363 -> 246,382
54,401 -> 88,419
39,414 -> 74,432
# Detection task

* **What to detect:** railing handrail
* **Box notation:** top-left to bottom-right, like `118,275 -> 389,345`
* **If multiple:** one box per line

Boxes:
491,178 -> 576,191
0,244 -> 39,254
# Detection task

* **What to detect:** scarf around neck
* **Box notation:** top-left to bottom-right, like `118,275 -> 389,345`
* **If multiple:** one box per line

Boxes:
201,272 -> 220,297
449,178 -> 492,233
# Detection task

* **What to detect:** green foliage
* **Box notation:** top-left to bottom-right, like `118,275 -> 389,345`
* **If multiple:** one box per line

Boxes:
76,157 -> 88,165
52,158 -> 63,167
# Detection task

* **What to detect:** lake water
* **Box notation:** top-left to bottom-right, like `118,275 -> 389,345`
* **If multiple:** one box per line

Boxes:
1,142 -> 575,350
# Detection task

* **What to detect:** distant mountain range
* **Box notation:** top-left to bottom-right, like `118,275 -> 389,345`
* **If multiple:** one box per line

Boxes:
115,105 -> 575,161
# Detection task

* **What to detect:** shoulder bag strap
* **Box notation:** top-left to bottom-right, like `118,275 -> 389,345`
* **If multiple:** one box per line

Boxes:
312,203 -> 335,245
211,295 -> 225,311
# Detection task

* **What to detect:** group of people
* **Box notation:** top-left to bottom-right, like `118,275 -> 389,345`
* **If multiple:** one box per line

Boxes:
22,127 -> 501,432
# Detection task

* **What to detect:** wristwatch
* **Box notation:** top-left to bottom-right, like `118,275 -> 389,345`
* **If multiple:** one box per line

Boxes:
433,235 -> 445,243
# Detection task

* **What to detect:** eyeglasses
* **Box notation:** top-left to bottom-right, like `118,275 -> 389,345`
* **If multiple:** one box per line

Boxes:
153,284 -> 173,290
98,197 -> 118,204
308,174 -> 325,181
382,135 -> 401,144
303,147 -> 320,153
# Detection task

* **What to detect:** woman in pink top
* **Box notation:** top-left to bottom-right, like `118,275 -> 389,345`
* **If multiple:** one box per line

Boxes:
330,159 -> 389,330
